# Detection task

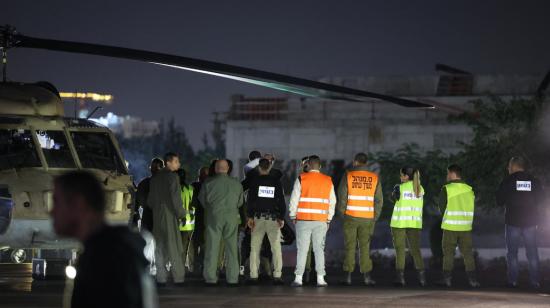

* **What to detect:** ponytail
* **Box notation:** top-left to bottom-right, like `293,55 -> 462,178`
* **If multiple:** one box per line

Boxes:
412,169 -> 421,198
401,167 -> 422,198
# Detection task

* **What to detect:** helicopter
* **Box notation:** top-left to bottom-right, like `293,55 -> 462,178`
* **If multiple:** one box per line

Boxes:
0,25 -> 431,266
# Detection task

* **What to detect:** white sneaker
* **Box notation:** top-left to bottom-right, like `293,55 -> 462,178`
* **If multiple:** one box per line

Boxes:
291,275 -> 303,287
317,275 -> 328,287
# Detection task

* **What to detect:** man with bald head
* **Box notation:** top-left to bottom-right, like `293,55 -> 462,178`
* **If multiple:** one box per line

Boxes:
199,159 -> 244,285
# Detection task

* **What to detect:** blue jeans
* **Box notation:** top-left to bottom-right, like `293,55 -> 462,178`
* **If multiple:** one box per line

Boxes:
505,225 -> 540,285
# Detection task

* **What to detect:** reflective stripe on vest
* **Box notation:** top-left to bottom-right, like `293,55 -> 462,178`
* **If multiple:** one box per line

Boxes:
345,170 -> 378,219
296,172 -> 333,222
390,181 -> 424,229
180,185 -> 195,231
441,182 -> 475,231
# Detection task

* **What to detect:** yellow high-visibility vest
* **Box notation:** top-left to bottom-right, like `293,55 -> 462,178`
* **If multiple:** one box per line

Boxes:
441,183 -> 475,231
179,185 -> 195,231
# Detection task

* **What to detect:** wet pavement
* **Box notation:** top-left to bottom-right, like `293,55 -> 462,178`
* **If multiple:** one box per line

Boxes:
1,264 -> 549,307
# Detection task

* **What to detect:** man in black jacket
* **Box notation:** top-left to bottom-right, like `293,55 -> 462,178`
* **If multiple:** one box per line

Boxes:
497,156 -> 545,289
51,171 -> 157,308
246,158 -> 286,284
135,158 -> 164,232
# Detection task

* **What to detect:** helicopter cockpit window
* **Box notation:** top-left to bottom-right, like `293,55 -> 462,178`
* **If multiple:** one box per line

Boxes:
0,129 -> 42,170
71,132 -> 127,174
36,130 -> 77,168
0,185 -> 13,234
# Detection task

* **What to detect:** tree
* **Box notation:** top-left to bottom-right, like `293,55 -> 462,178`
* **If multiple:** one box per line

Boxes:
451,96 -> 549,209
369,144 -> 449,220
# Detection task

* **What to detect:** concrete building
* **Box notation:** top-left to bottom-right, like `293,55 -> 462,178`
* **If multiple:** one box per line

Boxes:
91,112 -> 160,139
224,72 -> 546,182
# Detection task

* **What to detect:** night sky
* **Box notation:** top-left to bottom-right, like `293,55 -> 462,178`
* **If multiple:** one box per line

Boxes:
3,0 -> 550,148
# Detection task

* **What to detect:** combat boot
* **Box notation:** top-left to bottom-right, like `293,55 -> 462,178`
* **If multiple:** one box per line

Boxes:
467,271 -> 480,288
418,270 -> 427,287
341,272 -> 352,286
363,272 -> 376,286
436,271 -> 452,287
393,271 -> 405,287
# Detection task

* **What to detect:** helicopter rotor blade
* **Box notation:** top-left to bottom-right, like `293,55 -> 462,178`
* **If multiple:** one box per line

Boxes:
4,29 -> 432,108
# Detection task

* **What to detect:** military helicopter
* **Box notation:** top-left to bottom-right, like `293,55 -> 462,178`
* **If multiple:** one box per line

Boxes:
0,25 -> 431,266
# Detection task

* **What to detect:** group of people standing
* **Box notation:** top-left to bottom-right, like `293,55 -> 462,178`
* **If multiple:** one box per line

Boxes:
136,151 -> 545,290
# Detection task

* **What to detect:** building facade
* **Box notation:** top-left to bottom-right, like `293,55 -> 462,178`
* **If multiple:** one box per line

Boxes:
224,73 -> 544,181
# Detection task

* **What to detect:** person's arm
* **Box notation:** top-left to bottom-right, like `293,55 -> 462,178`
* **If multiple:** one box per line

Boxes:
241,169 -> 254,191
336,173 -> 348,218
146,180 -> 155,210
328,184 -> 337,222
246,183 -> 256,218
437,185 -> 447,215
237,185 -> 244,209
169,174 -> 186,219
496,178 -> 507,208
374,181 -> 384,221
288,178 -> 301,221
390,184 -> 400,203
198,182 -> 207,210
275,180 -> 287,220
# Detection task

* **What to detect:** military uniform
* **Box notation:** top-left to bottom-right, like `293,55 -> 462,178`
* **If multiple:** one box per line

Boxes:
438,180 -> 478,287
147,168 -> 186,283
390,181 -> 425,286
336,166 -> 383,284
198,174 -> 244,284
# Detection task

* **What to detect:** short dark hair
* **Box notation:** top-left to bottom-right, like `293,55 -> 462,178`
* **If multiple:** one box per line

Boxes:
308,155 -> 321,169
447,164 -> 462,177
249,150 -> 261,161
150,157 -> 164,170
509,156 -> 526,169
164,152 -> 179,163
54,171 -> 106,213
354,153 -> 368,165
258,158 -> 271,172
301,156 -> 309,164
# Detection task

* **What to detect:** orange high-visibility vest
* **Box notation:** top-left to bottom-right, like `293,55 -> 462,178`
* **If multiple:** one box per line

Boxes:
345,170 -> 378,219
296,172 -> 333,222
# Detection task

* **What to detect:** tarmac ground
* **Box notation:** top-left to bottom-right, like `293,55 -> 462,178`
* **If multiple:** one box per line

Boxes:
1,263 -> 549,307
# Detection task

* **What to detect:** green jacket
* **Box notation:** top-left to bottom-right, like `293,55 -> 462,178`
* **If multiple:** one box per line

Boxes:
198,174 -> 244,224
337,165 -> 383,222
146,168 -> 186,259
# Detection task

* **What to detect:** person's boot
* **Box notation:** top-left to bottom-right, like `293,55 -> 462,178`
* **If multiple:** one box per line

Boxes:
418,270 -> 427,287
467,271 -> 480,288
341,272 -> 352,286
363,272 -> 376,286
303,270 -> 311,284
393,271 -> 405,287
435,271 -> 452,287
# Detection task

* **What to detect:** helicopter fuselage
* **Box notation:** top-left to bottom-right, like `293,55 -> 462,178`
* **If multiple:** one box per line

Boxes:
0,82 -> 134,251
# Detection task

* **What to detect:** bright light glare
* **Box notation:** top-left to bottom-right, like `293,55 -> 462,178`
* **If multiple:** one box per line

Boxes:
65,265 -> 77,279
60,92 -> 114,102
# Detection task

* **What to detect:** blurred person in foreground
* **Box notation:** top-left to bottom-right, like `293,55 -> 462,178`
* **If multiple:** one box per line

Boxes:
51,170 -> 157,308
